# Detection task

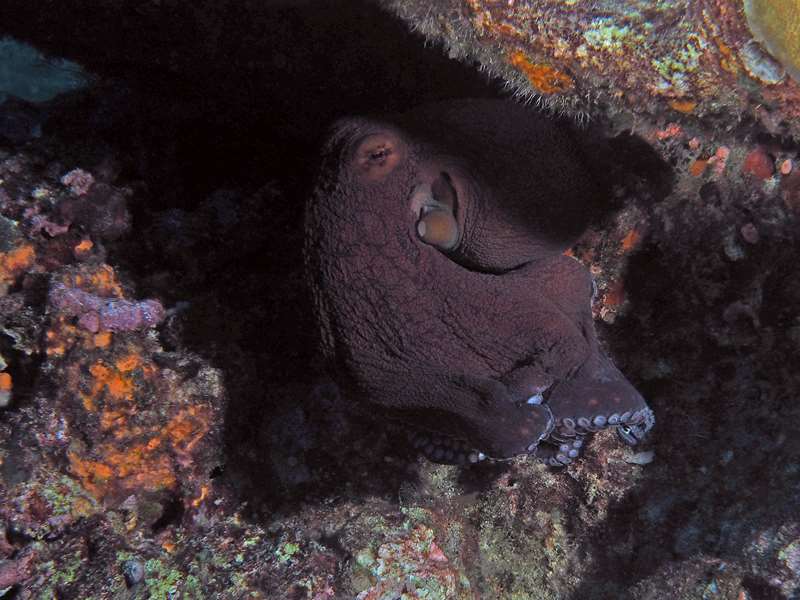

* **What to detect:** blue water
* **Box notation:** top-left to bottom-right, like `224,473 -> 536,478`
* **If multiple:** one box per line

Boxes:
0,36 -> 88,104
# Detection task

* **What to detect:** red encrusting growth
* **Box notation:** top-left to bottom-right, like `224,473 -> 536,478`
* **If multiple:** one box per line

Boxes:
0,244 -> 36,285
508,50 -> 574,94
742,147 -> 775,180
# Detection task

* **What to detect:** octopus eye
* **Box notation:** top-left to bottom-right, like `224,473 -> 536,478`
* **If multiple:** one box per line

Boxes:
351,132 -> 406,181
411,172 -> 461,251
417,209 -> 459,250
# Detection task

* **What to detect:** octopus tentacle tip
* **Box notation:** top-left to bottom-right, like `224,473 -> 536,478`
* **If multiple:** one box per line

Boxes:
625,450 -> 655,465
526,393 -> 544,405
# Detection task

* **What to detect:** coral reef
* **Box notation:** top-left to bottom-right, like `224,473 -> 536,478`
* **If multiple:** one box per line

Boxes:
0,138 -> 227,597
0,1 -> 798,598
381,0 -> 800,137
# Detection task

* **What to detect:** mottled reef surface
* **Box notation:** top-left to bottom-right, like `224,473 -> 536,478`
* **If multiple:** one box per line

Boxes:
1,1 -> 800,599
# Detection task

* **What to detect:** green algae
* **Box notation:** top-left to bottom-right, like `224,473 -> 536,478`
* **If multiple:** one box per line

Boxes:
114,551 -> 207,599
472,474 -> 580,600
401,505 -> 433,527
37,548 -> 85,600
779,539 -> 800,576
144,558 -> 184,599
421,462 -> 462,499
650,40 -> 703,94
275,541 -> 300,563
582,19 -> 642,53
39,475 -> 97,517
366,525 -> 470,600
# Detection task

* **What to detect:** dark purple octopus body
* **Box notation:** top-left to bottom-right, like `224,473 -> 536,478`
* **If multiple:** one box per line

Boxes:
305,99 -> 654,466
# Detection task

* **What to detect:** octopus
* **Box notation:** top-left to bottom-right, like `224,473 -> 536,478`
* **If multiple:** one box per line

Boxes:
305,98 -> 654,466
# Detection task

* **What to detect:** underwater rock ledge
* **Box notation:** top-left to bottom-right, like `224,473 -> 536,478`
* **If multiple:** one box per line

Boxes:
380,0 -> 800,137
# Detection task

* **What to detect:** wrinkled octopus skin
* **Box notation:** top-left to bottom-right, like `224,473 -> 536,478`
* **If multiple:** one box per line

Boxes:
304,99 -> 654,466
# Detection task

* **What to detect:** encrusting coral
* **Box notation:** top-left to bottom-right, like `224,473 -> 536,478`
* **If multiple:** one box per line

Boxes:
381,0 -> 800,136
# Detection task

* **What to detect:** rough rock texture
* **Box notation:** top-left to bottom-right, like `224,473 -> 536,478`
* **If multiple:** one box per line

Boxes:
380,0 -> 800,138
0,1 -> 799,599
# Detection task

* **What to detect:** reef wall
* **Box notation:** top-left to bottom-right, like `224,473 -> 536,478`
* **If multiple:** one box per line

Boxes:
0,1 -> 799,598
381,0 -> 800,138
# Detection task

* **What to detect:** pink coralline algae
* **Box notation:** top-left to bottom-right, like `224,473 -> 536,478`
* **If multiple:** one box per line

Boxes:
48,282 -> 165,333
60,168 -> 95,196
27,213 -> 70,237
